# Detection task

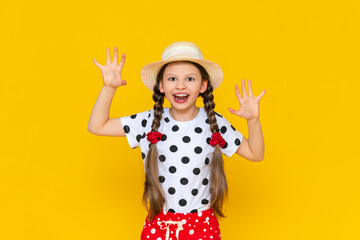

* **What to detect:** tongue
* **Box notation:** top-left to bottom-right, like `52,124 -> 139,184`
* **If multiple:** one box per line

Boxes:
175,96 -> 188,100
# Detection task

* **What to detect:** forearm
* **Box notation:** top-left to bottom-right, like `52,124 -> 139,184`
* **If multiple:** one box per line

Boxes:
88,86 -> 117,131
247,118 -> 265,161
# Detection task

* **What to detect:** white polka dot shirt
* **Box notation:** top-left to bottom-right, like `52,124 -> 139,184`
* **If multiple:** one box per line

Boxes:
120,107 -> 243,213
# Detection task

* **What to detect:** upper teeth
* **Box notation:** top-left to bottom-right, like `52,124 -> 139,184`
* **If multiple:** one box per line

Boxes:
175,94 -> 188,97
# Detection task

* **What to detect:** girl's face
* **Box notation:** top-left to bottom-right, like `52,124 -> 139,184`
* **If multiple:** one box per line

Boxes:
159,61 -> 208,113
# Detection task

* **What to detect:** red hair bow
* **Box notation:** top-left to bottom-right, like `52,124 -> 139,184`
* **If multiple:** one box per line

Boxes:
209,132 -> 226,147
147,131 -> 163,144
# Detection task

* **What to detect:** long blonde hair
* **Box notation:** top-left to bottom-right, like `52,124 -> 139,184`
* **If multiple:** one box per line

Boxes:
142,61 -> 228,222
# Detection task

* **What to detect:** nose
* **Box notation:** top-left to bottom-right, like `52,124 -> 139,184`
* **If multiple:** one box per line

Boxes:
176,79 -> 186,90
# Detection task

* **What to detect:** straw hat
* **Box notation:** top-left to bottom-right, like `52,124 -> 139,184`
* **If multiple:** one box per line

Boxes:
140,41 -> 223,92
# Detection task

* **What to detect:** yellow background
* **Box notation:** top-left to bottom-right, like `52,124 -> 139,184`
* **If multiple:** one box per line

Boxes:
1,0 -> 359,239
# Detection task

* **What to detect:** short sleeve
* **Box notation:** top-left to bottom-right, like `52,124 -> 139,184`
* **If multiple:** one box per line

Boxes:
215,112 -> 244,157
120,109 -> 153,149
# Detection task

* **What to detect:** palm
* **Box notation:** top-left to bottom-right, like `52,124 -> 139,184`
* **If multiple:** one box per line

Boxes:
101,64 -> 123,87
229,79 -> 266,120
93,47 -> 127,88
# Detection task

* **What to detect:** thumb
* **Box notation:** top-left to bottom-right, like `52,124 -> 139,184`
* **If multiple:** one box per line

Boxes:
228,108 -> 236,114
93,58 -> 102,68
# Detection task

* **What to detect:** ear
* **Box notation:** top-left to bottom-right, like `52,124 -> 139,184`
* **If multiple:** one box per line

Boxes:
159,81 -> 164,93
200,80 -> 208,93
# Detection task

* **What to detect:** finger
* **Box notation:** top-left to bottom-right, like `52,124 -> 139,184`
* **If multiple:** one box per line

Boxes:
112,47 -> 118,65
228,108 -> 235,114
228,108 -> 239,116
118,53 -> 125,69
235,84 -> 242,100
93,58 -> 103,68
122,80 -> 127,85
248,79 -> 253,97
256,89 -> 266,101
106,47 -> 111,65
241,79 -> 248,97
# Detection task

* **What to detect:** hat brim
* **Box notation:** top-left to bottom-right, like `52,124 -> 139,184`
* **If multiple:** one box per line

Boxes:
140,56 -> 223,92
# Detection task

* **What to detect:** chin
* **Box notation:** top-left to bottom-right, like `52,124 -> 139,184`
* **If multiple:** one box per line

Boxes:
170,101 -> 197,111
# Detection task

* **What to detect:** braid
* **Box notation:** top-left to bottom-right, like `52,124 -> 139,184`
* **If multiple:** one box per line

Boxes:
151,83 -> 164,131
201,82 -> 219,133
142,67 -> 166,222
201,81 -> 228,219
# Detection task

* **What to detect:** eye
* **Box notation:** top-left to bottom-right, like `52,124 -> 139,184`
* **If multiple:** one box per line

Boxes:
187,77 -> 195,81
168,77 -> 176,81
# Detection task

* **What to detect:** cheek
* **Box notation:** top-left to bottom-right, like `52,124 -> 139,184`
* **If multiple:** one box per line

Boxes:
195,83 -> 205,94
166,90 -> 174,98
161,85 -> 170,94
160,86 -> 172,98
161,82 -> 176,93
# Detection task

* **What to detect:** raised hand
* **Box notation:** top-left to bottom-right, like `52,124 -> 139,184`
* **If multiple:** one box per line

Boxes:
93,47 -> 127,88
228,79 -> 266,120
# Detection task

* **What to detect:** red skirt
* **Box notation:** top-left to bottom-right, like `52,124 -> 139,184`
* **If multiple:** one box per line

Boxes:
141,208 -> 221,240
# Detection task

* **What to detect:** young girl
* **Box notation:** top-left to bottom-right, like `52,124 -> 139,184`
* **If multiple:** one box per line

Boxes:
88,41 -> 265,240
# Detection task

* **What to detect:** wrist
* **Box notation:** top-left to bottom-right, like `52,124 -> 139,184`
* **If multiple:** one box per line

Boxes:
102,85 -> 117,91
247,117 -> 260,124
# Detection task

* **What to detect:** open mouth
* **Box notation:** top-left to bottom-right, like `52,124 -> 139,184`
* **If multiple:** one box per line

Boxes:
173,93 -> 189,103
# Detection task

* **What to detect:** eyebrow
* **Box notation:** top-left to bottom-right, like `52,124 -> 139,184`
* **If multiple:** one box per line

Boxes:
165,73 -> 197,76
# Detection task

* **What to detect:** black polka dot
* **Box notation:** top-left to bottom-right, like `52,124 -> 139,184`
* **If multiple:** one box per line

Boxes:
142,132 -> 146,138
168,209 -> 175,213
159,155 -> 166,162
190,209 -> 198,213
202,178 -> 209,185
148,113 -> 151,118
168,187 -> 176,195
141,119 -> 147,127
206,137 -> 211,145
231,125 -> 236,131
205,119 -> 210,124
235,138 -> 241,146
194,127 -> 203,133
182,136 -> 191,143
159,176 -> 165,183
136,134 -> 142,142
220,126 -> 227,134
164,117 -> 170,123
180,178 -> 188,185
161,134 -> 167,141
194,147 -> 202,154
170,145 -> 178,152
222,141 -> 228,149
123,125 -> 130,133
172,125 -> 179,132
193,168 -> 200,175
179,199 -> 187,206
201,199 -> 210,204
181,156 -> 190,164
141,152 -> 146,159
130,114 -> 137,119
205,158 -> 210,165
169,166 -> 177,173
191,189 -> 198,196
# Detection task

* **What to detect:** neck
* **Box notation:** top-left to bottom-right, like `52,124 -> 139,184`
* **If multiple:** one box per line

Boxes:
169,106 -> 200,121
